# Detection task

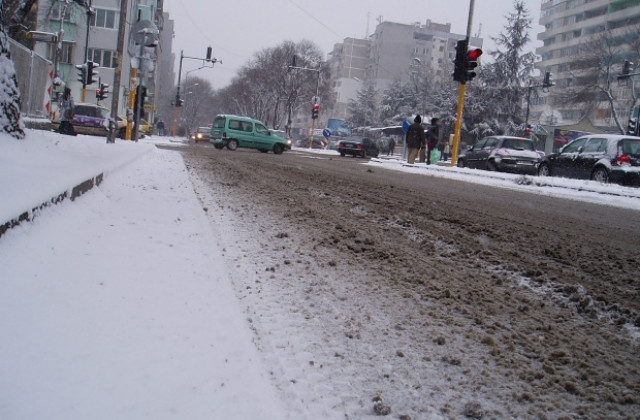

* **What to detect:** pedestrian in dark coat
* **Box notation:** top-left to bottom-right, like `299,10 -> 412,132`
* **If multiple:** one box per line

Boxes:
387,137 -> 395,156
426,117 -> 440,165
58,88 -> 77,136
406,115 -> 425,164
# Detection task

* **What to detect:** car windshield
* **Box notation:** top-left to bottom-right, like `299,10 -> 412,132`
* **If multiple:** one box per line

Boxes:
622,138 -> 640,156
197,127 -> 209,133
501,138 -> 534,151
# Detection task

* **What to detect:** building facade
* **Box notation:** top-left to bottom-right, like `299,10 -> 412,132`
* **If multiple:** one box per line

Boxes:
32,0 -> 167,125
533,0 -> 640,127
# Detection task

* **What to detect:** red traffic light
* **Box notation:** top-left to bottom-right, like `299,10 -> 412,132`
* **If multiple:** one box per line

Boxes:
467,48 -> 483,61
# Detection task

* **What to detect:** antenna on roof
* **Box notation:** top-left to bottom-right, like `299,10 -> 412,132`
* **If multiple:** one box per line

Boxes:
475,22 -> 482,38
366,12 -> 370,37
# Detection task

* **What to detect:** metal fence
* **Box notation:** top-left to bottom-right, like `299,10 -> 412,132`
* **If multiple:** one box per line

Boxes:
8,38 -> 53,120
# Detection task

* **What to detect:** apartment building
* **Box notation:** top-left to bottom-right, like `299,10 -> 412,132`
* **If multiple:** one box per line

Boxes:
533,0 -> 640,127
325,19 -> 481,124
32,0 -> 166,122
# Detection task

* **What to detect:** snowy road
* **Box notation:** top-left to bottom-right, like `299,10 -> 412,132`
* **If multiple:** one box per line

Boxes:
174,144 -> 640,419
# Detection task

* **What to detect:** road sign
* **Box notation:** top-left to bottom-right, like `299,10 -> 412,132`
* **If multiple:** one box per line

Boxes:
322,128 -> 331,139
402,120 -> 411,133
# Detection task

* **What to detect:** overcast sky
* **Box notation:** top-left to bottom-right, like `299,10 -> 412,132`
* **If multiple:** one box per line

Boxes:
162,0 -> 543,90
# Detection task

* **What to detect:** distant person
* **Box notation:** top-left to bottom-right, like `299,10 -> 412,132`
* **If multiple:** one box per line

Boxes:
406,115 -> 425,164
156,119 -> 166,136
387,137 -> 395,156
426,117 -> 440,165
58,88 -> 76,136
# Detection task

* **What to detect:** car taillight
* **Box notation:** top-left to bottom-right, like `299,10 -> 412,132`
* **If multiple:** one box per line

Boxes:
357,144 -> 363,150
614,155 -> 631,166
338,142 -> 343,148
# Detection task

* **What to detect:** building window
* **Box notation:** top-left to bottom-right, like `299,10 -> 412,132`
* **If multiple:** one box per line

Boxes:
47,42 -> 74,64
91,8 -> 118,29
88,48 -> 117,68
50,5 -> 72,21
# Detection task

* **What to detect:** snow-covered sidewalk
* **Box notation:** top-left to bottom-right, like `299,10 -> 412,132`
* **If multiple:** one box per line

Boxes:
0,131 -> 289,419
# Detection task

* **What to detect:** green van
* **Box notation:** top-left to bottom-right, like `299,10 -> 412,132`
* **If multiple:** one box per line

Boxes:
210,114 -> 291,154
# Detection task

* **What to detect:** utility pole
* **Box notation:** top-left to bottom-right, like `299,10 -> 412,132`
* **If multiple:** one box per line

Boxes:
106,0 -> 128,144
81,0 -> 93,102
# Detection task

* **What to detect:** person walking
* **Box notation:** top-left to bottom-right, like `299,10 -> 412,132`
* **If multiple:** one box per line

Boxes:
406,115 -> 425,164
156,119 -> 166,136
387,137 -> 395,156
58,88 -> 76,136
426,117 -> 440,165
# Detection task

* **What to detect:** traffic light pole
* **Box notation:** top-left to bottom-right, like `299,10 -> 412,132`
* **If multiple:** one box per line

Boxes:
288,63 -> 320,147
172,49 -> 221,137
450,0 -> 476,167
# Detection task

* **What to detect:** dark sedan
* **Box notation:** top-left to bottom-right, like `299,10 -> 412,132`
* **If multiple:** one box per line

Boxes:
537,134 -> 640,185
457,136 -> 543,174
337,136 -> 379,158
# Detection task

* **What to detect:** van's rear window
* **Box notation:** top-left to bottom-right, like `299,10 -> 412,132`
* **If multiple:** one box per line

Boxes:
213,117 -> 226,128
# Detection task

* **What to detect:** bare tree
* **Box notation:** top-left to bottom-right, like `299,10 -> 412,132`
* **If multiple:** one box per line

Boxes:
180,75 -> 214,134
213,40 -> 333,129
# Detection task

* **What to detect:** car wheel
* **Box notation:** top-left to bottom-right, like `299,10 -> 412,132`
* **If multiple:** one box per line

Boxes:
487,160 -> 497,171
227,139 -> 238,151
340,152 -> 345,157
591,166 -> 610,183
457,158 -> 465,168
117,128 -> 126,139
537,163 -> 550,177
273,144 -> 284,155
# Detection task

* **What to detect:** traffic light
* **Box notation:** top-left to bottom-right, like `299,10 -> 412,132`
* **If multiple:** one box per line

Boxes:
311,103 -> 319,119
97,83 -> 109,100
75,63 -> 87,83
174,92 -> 183,107
628,118 -> 638,136
525,124 -> 532,136
619,60 -> 634,80
206,46 -> 212,61
466,48 -> 482,82
86,61 -> 99,85
542,71 -> 553,88
453,39 -> 468,83
134,85 -> 147,114
288,55 -> 296,72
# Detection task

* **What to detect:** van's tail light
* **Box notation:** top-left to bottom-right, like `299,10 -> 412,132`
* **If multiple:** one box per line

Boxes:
614,155 -> 631,166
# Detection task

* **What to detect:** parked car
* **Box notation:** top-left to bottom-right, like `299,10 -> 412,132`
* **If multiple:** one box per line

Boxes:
139,119 -> 153,137
337,136 -> 379,158
537,134 -> 640,185
52,102 -> 138,139
457,136 -> 542,174
190,126 -> 212,143
210,114 -> 290,154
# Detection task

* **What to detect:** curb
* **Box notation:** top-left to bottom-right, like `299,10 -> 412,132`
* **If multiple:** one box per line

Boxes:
0,173 -> 104,238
